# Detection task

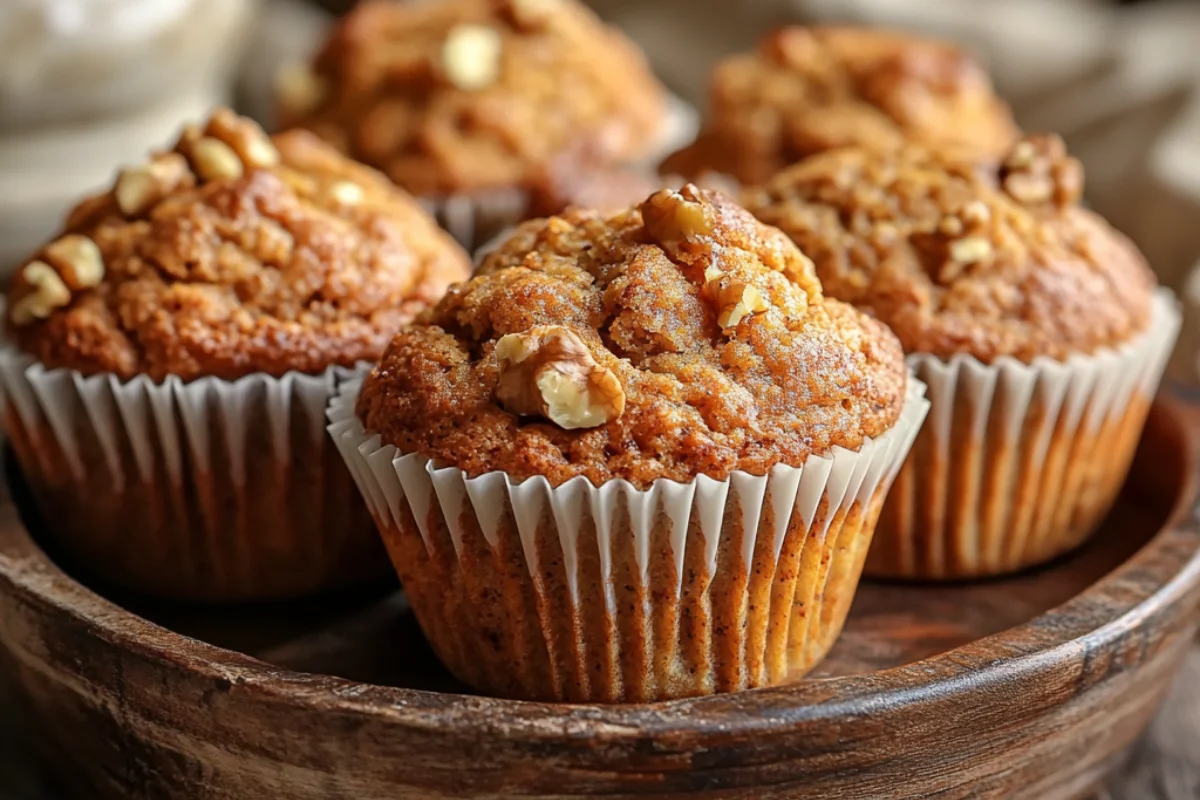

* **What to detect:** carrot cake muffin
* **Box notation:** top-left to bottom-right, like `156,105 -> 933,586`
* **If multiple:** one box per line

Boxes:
278,0 -> 670,247
743,134 -> 1179,578
662,26 -> 1019,185
0,107 -> 472,601
330,184 -> 929,702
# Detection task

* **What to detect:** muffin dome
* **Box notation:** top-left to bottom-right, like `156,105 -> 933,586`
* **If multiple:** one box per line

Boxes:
278,0 -> 668,197
662,26 -> 1018,185
357,185 -> 908,487
743,135 -> 1156,363
6,108 -> 472,382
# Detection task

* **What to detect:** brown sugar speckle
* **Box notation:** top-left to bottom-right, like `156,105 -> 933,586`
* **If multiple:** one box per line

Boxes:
357,185 -> 908,487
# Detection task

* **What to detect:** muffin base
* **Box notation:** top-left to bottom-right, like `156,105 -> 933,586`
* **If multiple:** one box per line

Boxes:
868,288 -> 1180,580
328,377 -> 928,703
0,351 -> 387,602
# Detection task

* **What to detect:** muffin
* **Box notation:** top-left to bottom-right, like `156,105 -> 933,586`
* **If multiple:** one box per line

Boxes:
0,108 -> 472,601
662,26 -> 1019,186
328,185 -> 929,702
277,0 -> 677,249
743,135 -> 1180,579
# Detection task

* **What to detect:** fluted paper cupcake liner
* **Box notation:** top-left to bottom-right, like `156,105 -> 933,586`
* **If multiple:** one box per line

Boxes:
0,348 -> 386,601
328,376 -> 929,703
868,288 -> 1181,580
423,95 -> 700,251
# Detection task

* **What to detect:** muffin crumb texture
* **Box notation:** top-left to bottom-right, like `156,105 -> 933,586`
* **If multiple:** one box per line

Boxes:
358,185 -> 908,487
281,0 -> 667,196
6,108 -> 471,382
662,26 -> 1018,184
742,135 -> 1156,362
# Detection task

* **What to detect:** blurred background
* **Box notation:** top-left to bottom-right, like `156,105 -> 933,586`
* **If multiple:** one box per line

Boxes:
4,0 -> 1200,369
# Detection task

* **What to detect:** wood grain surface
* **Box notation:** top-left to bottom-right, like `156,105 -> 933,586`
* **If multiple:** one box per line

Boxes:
0,394 -> 1198,799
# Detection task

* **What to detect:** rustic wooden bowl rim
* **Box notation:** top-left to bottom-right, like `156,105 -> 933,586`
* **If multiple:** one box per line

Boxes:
3,399 -> 1199,743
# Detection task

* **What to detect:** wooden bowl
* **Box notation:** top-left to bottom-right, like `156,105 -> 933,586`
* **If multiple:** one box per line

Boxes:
2,395 -> 1200,799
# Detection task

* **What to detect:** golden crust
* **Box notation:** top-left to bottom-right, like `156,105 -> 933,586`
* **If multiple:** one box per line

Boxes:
358,186 -> 908,488
662,26 -> 1018,185
742,138 -> 1156,362
282,0 -> 667,196
7,110 -> 472,382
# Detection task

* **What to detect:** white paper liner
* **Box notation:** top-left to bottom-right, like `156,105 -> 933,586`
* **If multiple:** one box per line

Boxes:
328,374 -> 929,702
422,94 -> 700,251
0,348 -> 384,601
869,287 -> 1181,580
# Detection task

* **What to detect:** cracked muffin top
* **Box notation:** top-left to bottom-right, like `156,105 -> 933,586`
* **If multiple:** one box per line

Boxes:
742,135 -> 1156,363
277,0 -> 668,197
5,108 -> 472,382
357,185 -> 908,487
661,26 -> 1018,185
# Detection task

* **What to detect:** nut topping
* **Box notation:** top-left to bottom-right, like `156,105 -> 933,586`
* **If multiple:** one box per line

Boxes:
10,262 -> 72,326
205,108 -> 280,170
443,25 -> 503,91
642,185 -> 713,255
1000,134 -> 1083,208
331,181 -> 365,205
189,137 -> 245,182
715,281 -> 770,330
44,235 -> 104,290
494,326 -> 625,430
115,153 -> 193,217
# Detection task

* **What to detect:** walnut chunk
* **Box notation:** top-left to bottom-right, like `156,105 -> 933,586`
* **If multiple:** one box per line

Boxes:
44,234 -> 105,290
115,153 -> 193,217
205,108 -> 280,170
10,261 -> 71,326
1000,134 -> 1084,208
641,184 -> 713,255
443,25 -> 503,91
494,326 -> 625,430
189,137 -> 245,182
331,181 -> 365,205
716,282 -> 770,330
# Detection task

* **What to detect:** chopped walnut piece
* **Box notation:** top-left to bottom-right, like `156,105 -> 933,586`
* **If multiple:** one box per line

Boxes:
641,184 -> 714,255
1000,134 -> 1084,208
44,234 -> 105,290
10,261 -> 72,326
442,25 -> 503,91
115,153 -> 193,217
716,282 -> 770,330
205,108 -> 280,170
189,137 -> 245,182
494,325 -> 625,429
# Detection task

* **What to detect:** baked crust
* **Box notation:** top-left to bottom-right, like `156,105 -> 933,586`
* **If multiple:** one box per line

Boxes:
7,109 -> 472,382
742,136 -> 1155,362
358,185 -> 908,487
281,0 -> 667,196
662,26 -> 1018,185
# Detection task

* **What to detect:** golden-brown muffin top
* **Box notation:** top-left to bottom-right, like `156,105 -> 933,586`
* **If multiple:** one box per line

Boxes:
6,108 -> 472,382
279,0 -> 668,197
742,135 -> 1156,362
357,185 -> 908,487
662,26 -> 1019,185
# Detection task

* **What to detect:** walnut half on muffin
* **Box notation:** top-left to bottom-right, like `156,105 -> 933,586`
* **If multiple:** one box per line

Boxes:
334,185 -> 929,702
662,26 -> 1019,185
0,108 -> 472,602
743,135 -> 1178,579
